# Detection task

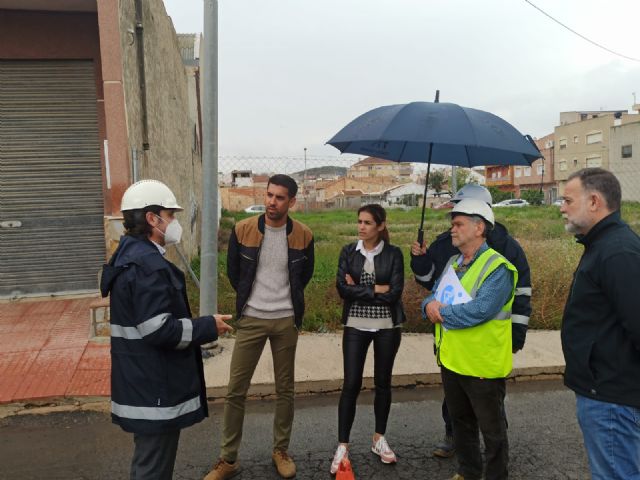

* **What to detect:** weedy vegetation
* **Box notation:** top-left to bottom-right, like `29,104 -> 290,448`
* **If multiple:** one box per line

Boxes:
187,203 -> 640,332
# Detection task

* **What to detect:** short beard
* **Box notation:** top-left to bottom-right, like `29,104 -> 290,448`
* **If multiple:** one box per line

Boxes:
267,210 -> 285,222
564,219 -> 586,235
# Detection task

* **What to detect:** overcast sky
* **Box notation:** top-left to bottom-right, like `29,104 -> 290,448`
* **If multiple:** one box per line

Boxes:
163,0 -> 640,173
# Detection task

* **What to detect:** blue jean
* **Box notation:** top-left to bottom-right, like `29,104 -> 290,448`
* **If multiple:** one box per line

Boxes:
575,394 -> 640,480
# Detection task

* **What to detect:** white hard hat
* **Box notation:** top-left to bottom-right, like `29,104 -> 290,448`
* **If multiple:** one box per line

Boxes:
121,179 -> 183,212
452,184 -> 492,206
451,198 -> 495,226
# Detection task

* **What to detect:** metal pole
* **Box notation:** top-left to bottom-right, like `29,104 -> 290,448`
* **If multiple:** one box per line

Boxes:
417,148 -> 432,246
417,89 -> 439,245
200,0 -> 218,316
175,244 -> 200,288
303,147 -> 307,213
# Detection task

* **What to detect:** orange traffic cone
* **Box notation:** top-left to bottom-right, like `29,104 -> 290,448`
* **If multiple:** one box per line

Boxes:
336,457 -> 355,480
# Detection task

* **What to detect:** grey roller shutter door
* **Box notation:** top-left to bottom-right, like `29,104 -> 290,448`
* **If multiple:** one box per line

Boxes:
0,60 -> 105,298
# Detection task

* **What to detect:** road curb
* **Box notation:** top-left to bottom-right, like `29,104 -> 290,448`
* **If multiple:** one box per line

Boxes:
205,365 -> 565,400
1,367 -> 565,419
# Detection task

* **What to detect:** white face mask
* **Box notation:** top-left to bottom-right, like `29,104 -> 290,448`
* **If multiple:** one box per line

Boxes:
154,215 -> 183,246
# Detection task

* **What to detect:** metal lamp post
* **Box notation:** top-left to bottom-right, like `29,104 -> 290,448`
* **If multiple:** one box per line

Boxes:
303,147 -> 307,213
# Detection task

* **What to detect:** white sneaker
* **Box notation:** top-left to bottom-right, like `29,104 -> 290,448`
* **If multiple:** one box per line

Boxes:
330,444 -> 348,475
371,436 -> 397,464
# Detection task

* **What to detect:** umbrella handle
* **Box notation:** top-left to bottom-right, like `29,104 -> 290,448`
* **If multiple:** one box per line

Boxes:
417,229 -> 424,246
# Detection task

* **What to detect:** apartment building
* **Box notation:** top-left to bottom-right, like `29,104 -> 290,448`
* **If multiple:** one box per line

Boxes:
609,115 -> 640,202
348,157 -> 412,180
554,110 -> 638,194
514,133 -> 556,202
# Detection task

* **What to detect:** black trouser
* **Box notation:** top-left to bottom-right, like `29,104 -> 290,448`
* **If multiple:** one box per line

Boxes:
442,396 -> 508,436
443,397 -> 454,436
441,367 -> 508,480
130,430 -> 181,480
338,326 -> 401,443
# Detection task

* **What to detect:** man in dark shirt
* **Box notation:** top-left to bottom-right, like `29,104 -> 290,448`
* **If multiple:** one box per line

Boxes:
560,168 -> 640,480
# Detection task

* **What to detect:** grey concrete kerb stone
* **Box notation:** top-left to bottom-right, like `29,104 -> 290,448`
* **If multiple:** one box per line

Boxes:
203,330 -> 565,399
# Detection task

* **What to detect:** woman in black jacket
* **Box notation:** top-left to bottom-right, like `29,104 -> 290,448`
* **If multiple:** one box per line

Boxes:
330,204 -> 406,474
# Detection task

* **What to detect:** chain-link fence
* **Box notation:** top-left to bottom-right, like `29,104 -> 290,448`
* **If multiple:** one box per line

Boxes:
219,155 -> 477,214
209,151 -> 640,332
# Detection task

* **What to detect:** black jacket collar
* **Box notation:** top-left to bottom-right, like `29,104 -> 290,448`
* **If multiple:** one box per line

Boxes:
576,211 -> 622,247
257,214 -> 293,235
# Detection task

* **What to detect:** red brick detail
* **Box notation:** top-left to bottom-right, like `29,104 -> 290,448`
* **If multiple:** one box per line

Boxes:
78,343 -> 111,371
0,331 -> 49,354
66,369 -> 110,397
0,351 -> 39,403
11,348 -> 84,401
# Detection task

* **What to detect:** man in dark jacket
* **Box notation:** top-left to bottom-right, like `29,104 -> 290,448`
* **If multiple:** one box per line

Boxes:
410,184 -> 531,458
560,168 -> 640,480
205,174 -> 314,480
101,179 -> 232,480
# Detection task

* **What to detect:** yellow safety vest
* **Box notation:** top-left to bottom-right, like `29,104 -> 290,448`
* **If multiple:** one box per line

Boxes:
435,248 -> 518,379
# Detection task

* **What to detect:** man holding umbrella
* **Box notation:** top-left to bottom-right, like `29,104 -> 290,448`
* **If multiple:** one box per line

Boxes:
423,199 -> 517,480
410,184 -> 531,458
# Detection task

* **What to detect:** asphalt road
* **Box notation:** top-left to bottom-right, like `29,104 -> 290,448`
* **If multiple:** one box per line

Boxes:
0,379 -> 589,479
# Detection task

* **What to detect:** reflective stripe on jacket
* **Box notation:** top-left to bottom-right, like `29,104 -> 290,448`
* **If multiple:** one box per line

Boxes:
100,235 -> 218,434
436,248 -> 518,379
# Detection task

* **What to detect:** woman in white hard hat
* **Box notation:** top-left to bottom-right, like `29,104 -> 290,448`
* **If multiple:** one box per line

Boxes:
101,179 -> 233,480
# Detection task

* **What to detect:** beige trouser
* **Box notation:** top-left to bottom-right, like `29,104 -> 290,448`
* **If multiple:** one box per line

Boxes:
220,315 -> 298,462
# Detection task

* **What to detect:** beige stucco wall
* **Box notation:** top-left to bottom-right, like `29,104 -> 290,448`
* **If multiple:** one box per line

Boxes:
322,177 -> 398,200
220,187 -> 264,212
553,113 -> 638,191
610,121 -> 640,202
348,162 -> 411,179
118,0 -> 203,260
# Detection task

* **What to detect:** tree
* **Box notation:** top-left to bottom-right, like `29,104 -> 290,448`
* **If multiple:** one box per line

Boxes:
488,186 -> 512,204
428,169 -> 447,193
521,189 -> 544,205
448,168 -> 475,192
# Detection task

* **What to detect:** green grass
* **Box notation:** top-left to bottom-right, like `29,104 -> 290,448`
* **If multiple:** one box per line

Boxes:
188,203 -> 640,332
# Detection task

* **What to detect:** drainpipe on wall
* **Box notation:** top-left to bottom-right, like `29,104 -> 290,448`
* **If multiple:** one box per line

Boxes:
134,0 -> 150,150
131,147 -> 139,182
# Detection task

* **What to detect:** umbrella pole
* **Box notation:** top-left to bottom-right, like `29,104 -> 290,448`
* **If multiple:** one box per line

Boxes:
417,145 -> 433,246
417,89 -> 440,245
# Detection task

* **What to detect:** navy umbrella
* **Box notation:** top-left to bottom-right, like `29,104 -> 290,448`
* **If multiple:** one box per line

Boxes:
327,93 -> 543,243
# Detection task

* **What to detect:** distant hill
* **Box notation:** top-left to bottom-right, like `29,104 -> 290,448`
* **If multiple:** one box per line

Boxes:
290,166 -> 347,180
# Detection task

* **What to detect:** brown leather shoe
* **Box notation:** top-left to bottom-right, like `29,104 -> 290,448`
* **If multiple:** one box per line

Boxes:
272,448 -> 296,478
203,458 -> 240,480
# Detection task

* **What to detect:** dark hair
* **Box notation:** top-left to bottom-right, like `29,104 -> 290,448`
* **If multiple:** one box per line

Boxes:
567,168 -> 621,211
357,204 -> 389,243
123,205 -> 163,238
268,174 -> 298,198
